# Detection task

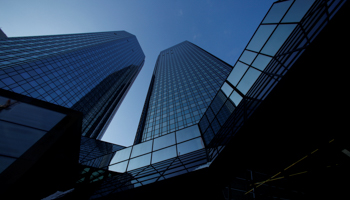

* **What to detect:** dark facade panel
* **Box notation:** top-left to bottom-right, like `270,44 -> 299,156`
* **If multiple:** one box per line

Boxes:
0,89 -> 82,199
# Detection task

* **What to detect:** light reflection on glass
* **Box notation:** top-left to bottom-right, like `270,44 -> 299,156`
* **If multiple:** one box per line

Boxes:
236,67 -> 261,95
261,24 -> 297,56
247,25 -> 276,52
263,1 -> 292,24
227,62 -> 248,86
282,0 -> 315,23
176,125 -> 201,143
177,137 -> 204,156
252,54 -> 272,71
110,146 -> 132,165
152,145 -> 177,164
221,83 -> 233,97
127,153 -> 151,171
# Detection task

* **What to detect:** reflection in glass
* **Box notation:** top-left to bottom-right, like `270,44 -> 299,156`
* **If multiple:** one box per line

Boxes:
282,0 -> 315,23
229,91 -> 243,107
0,97 -> 65,131
237,67 -> 261,95
261,24 -> 297,56
153,132 -> 175,151
239,50 -> 257,65
127,153 -> 151,171
221,83 -> 233,97
177,137 -> 204,156
109,160 -> 128,173
110,147 -> 132,165
252,54 -> 272,71
263,1 -> 292,23
0,120 -> 46,158
176,125 -> 201,143
227,62 -> 248,86
130,140 -> 152,158
152,145 -> 177,164
247,25 -> 276,52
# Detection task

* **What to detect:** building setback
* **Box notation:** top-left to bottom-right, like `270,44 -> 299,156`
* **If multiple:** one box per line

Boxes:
0,31 -> 145,139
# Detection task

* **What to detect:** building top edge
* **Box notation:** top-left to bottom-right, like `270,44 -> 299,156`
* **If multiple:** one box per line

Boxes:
0,30 -> 134,39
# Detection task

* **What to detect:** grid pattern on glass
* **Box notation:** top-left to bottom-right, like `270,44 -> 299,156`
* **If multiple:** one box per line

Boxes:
79,136 -> 125,168
0,31 -> 145,138
90,148 -> 207,198
139,41 -> 232,142
198,0 -> 344,157
81,0 -> 347,197
109,125 -> 204,172
0,31 -> 132,69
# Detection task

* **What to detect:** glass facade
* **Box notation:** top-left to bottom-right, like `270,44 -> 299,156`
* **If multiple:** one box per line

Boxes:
85,1 -> 348,198
199,0 -> 347,161
0,89 -> 83,199
1,0 -> 347,198
89,124 -> 208,198
84,41 -> 232,198
0,31 -> 145,139
0,94 -> 66,173
135,41 -> 232,143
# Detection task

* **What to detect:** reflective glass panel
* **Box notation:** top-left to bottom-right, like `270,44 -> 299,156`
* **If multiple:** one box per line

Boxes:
261,24 -> 297,56
229,91 -> 243,107
0,120 -> 46,158
221,83 -> 233,97
0,96 -> 65,131
252,54 -> 272,71
109,160 -> 128,173
130,140 -> 153,158
239,50 -> 257,65
247,25 -> 276,52
282,0 -> 315,23
153,132 -> 175,151
151,145 -> 177,164
263,1 -> 293,23
127,153 -> 151,171
176,125 -> 201,143
227,62 -> 249,86
177,137 -> 204,156
110,146 -> 132,164
237,67 -> 262,95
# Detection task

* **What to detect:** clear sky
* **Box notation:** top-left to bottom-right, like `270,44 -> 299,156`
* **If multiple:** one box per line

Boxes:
0,0 -> 276,147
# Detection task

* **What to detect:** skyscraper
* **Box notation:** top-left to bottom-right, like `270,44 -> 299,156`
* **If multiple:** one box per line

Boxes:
0,30 -> 145,139
0,30 -> 144,198
87,0 -> 349,199
90,40 -> 232,200
134,41 -> 232,143
1,0 -> 349,198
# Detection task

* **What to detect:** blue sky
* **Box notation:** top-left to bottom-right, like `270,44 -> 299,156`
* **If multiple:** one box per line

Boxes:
0,0 -> 275,146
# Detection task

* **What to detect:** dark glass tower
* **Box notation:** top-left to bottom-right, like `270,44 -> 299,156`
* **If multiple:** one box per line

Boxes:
134,41 -> 232,143
96,1 -> 349,199
0,31 -> 145,139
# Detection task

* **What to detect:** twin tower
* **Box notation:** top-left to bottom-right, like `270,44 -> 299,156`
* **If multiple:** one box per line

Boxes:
1,0 -> 349,199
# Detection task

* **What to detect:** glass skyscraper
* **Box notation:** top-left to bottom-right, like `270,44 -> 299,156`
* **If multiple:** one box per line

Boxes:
87,1 -> 349,199
1,0 -> 348,198
0,30 -> 145,139
87,40 -> 232,199
134,41 -> 232,143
